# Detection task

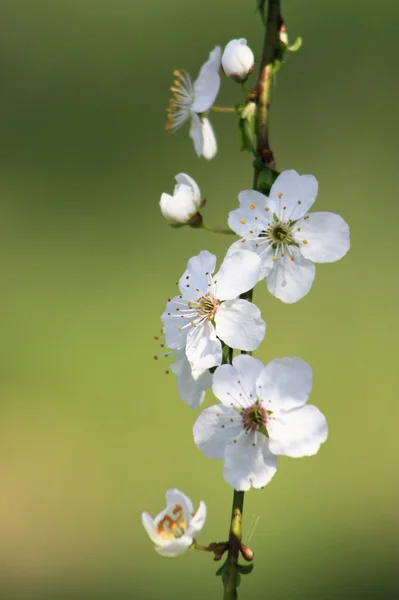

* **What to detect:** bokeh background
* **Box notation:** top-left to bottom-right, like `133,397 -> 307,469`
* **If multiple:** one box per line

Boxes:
0,0 -> 398,598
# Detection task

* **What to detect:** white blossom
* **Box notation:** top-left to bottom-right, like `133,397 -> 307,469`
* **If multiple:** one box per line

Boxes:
228,170 -> 350,303
222,39 -> 255,81
160,173 -> 202,226
142,489 -> 207,557
193,355 -> 328,491
161,250 -> 265,372
166,47 -> 221,159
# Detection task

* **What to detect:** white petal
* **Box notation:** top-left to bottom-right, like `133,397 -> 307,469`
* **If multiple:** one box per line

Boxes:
174,173 -> 201,206
179,250 -> 216,300
186,320 -> 222,371
166,488 -> 194,516
161,295 -> 191,349
212,363 -> 253,408
223,432 -> 277,491
268,404 -> 328,458
189,112 -> 204,157
201,118 -> 217,160
155,537 -> 192,557
142,512 -> 159,544
269,170 -> 319,220
216,299 -> 266,351
225,238 -> 274,280
232,354 -> 265,392
193,405 -> 242,459
214,249 -> 261,300
170,350 -> 211,408
159,185 -> 197,225
239,189 -> 269,216
256,357 -> 312,412
187,500 -> 207,536
295,212 -> 350,263
192,46 -> 221,113
266,248 -> 316,303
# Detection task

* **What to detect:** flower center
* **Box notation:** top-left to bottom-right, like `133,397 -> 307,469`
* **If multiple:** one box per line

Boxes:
189,293 -> 220,322
260,217 -> 296,248
156,504 -> 187,540
241,400 -> 268,433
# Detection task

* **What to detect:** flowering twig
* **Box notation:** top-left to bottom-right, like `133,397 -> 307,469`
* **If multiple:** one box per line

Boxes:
146,0 -> 349,595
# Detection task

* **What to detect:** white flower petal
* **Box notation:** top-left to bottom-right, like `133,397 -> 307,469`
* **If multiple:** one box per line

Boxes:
192,46 -> 221,113
266,248 -> 316,303
142,512 -> 159,544
170,350 -> 211,408
189,112 -> 204,157
232,354 -> 265,393
193,405 -> 242,459
159,185 -> 197,225
212,363 -> 253,408
295,212 -> 350,263
165,488 -> 194,516
223,432 -> 277,491
216,299 -> 266,351
155,537 -> 193,557
186,320 -> 222,371
238,189 -> 269,215
256,357 -> 312,412
161,295 -> 190,349
187,500 -> 207,536
179,250 -> 216,300
174,173 -> 201,207
269,170 -> 319,220
226,238 -> 274,280
201,118 -> 217,160
268,404 -> 328,458
214,249 -> 261,300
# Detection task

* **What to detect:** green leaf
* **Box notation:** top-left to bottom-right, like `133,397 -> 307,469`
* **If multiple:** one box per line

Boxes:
288,36 -> 303,52
238,102 -> 257,155
222,342 -> 233,365
256,168 -> 279,194
256,0 -> 266,24
237,563 -> 255,576
271,58 -> 282,75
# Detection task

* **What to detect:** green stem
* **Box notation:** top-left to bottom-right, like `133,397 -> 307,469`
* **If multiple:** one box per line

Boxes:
211,106 -> 236,113
240,81 -> 249,96
192,541 -> 212,552
223,490 -> 245,600
200,223 -> 236,235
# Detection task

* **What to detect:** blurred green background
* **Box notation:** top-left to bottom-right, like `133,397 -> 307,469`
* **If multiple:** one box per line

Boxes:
0,0 -> 398,598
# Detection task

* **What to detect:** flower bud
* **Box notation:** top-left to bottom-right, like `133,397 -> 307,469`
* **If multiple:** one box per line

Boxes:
221,39 -> 254,81
160,173 -> 202,226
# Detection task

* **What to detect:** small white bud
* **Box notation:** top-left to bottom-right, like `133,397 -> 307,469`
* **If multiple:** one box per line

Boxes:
160,173 -> 202,225
221,39 -> 254,81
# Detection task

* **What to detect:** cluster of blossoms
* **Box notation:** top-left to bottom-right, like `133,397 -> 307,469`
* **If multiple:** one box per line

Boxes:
143,37 -> 350,558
